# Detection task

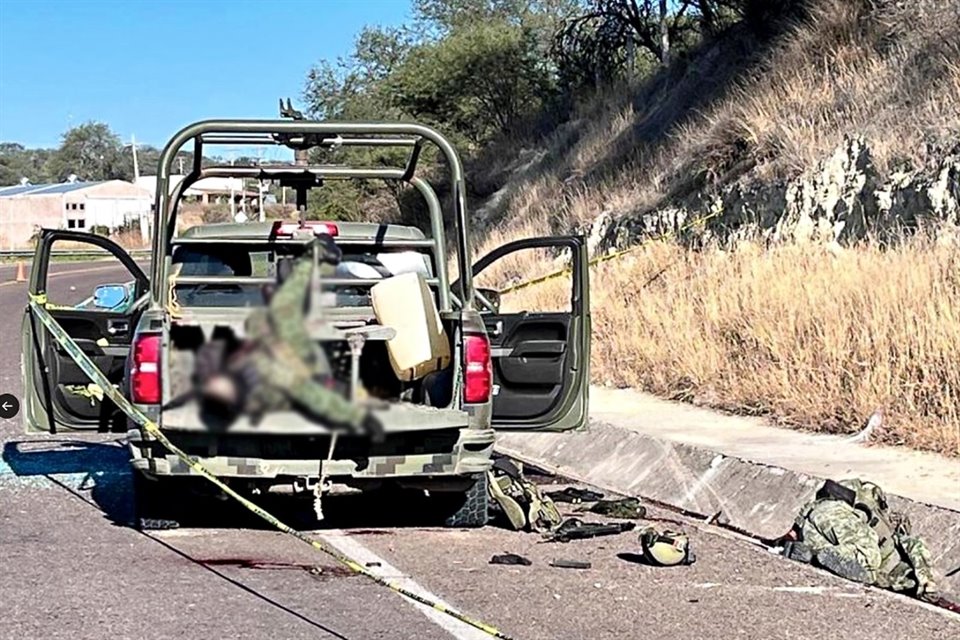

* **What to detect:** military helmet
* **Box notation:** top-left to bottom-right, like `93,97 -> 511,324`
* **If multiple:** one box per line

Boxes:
639,527 -> 696,566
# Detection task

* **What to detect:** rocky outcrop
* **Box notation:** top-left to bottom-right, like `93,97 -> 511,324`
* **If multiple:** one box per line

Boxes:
601,136 -> 960,252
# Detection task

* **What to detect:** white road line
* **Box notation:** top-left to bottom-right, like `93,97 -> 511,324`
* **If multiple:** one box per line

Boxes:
318,529 -> 494,640
0,263 -> 131,288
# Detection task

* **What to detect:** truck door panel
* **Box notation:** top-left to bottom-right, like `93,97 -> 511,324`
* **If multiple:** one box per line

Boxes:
471,236 -> 590,432
22,230 -> 148,433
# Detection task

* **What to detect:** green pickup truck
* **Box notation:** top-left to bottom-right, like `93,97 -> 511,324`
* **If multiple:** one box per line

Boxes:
20,118 -> 591,528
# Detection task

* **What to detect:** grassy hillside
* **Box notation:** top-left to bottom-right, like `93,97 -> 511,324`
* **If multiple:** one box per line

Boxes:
471,0 -> 960,455
470,0 -> 959,245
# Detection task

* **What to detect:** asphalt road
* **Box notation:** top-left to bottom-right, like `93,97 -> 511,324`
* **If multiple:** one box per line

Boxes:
1,261 -> 957,640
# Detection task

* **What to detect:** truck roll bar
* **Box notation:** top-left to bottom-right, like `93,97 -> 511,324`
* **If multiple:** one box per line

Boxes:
151,120 -> 472,311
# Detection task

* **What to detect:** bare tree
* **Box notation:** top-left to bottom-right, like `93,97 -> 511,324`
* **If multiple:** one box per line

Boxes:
553,0 -> 696,83
659,0 -> 670,65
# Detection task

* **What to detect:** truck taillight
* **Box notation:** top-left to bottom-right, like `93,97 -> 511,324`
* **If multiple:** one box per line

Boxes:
463,334 -> 492,404
131,334 -> 161,404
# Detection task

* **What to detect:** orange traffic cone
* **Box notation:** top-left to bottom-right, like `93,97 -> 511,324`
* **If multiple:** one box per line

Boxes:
15,260 -> 26,283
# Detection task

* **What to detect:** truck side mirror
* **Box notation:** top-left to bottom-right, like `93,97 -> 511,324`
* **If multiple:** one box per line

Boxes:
93,284 -> 128,310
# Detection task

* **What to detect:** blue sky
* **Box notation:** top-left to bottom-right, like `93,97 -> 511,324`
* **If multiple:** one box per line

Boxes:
0,0 -> 413,150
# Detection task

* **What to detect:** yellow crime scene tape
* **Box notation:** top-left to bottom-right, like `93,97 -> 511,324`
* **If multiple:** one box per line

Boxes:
27,295 -> 514,640
499,210 -> 722,295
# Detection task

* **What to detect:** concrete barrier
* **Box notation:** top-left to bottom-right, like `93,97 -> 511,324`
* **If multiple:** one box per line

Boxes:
496,419 -> 960,599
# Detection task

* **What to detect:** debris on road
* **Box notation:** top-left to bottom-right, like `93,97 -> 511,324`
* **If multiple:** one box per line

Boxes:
578,497 -> 646,519
545,487 -> 605,504
488,458 -> 563,533
638,527 -> 697,566
550,559 -> 592,570
547,518 -> 636,542
490,553 -> 532,566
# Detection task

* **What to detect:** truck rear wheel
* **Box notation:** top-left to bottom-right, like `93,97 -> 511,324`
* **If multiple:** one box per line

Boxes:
132,472 -> 186,531
439,473 -> 490,528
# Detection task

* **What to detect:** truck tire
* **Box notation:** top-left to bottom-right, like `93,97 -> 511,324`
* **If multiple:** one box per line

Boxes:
132,472 -> 182,531
441,473 -> 490,528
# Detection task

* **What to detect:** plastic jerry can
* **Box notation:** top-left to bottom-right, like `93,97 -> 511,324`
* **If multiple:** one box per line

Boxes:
370,272 -> 451,381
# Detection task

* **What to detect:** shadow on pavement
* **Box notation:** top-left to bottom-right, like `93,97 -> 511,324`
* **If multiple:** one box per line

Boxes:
1,440 -> 372,640
1,439 -> 136,526
617,551 -> 655,566
1,439 -> 491,532
179,483 -> 485,532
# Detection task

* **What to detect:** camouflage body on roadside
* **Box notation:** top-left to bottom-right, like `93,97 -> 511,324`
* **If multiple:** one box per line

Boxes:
790,478 -> 938,601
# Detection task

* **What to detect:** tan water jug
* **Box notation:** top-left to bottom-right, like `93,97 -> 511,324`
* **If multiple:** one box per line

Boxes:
370,272 -> 451,381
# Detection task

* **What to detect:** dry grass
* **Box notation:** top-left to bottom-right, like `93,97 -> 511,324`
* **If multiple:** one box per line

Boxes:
688,0 -> 960,177
497,235 -> 960,457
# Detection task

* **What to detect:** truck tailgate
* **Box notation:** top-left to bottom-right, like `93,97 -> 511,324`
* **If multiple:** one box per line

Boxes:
160,400 -> 469,434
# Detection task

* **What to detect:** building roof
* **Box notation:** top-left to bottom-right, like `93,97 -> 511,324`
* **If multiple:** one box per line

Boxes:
136,174 -> 250,196
0,181 -> 102,198
0,180 -> 152,200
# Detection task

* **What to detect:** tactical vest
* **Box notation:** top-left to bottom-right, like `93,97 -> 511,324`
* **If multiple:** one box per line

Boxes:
487,458 -> 563,533
837,479 -> 911,583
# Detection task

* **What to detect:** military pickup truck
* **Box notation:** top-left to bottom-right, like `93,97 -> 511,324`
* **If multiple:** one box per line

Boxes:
20,118 -> 591,528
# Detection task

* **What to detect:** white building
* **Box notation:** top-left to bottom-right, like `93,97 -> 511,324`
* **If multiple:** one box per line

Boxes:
0,179 -> 153,248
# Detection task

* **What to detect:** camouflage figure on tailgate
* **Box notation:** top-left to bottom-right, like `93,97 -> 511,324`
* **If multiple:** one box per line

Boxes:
198,235 -> 383,439
783,478 -> 938,601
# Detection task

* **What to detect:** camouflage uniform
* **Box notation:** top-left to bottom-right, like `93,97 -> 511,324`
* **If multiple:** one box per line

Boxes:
789,479 -> 938,601
209,240 -> 372,433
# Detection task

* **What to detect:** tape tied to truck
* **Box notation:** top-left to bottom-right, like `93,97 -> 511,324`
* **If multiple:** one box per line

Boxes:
370,272 -> 450,382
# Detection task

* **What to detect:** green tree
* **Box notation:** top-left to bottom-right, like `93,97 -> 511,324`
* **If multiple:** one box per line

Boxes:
415,0 -> 577,72
304,25 -> 414,121
414,0 -> 578,35
385,21 -> 552,145
47,122 -> 128,182
0,143 -> 56,185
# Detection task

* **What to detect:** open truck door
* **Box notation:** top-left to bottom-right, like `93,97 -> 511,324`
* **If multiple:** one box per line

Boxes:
21,230 -> 149,433
471,236 -> 590,431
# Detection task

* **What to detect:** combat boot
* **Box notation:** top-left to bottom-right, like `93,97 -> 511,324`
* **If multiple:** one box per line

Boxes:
815,548 -> 871,584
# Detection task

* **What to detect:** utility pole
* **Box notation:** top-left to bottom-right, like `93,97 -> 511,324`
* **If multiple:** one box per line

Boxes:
124,134 -> 147,242
257,146 -> 265,222
130,134 -> 140,181
229,154 -> 237,221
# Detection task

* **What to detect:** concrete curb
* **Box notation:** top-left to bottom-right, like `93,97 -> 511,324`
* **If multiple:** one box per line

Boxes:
495,420 -> 960,599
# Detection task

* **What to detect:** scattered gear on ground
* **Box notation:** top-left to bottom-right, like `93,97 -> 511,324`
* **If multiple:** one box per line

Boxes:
490,553 -> 532,566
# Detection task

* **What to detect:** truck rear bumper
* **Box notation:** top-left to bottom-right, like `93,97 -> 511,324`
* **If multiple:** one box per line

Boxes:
127,426 -> 496,480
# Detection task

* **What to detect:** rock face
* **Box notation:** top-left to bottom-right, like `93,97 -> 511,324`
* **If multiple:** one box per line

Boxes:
605,136 -> 960,252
